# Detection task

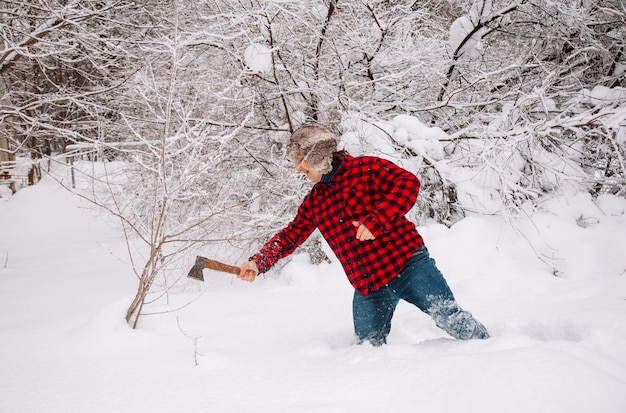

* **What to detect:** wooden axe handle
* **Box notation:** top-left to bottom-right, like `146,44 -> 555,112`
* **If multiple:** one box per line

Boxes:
203,257 -> 240,275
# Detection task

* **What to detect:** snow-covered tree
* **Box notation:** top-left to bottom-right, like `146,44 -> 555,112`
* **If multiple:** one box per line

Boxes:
3,0 -> 624,326
425,0 -> 626,216
0,0 -> 152,155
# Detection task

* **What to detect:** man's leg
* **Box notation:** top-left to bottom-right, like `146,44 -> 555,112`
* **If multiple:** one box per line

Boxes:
427,298 -> 490,340
391,247 -> 490,340
352,286 -> 399,346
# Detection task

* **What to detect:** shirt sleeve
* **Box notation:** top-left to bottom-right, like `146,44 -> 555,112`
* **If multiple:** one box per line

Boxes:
249,191 -> 317,274
358,157 -> 420,237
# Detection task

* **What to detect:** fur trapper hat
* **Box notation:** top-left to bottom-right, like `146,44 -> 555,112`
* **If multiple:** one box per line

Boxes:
286,123 -> 338,174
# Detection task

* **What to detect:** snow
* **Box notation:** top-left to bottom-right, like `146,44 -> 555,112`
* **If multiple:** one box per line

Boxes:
449,0 -> 493,58
0,184 -> 10,198
391,115 -> 447,160
244,43 -> 273,74
1,160 -> 626,413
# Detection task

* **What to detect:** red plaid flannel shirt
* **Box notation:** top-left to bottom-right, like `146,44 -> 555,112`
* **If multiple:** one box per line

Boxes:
251,155 -> 424,295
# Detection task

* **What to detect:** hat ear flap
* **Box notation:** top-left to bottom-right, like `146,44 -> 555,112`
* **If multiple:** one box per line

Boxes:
306,140 -> 335,174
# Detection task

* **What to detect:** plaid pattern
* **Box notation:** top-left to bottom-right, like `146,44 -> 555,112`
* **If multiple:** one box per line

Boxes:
251,155 -> 424,295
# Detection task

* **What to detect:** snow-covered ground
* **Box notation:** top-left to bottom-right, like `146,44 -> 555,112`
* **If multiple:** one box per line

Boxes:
1,164 -> 626,413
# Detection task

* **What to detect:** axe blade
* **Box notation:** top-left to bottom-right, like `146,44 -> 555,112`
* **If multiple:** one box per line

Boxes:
187,256 -> 206,281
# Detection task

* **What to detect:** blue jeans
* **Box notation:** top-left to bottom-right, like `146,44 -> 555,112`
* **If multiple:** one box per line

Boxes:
353,247 -> 490,346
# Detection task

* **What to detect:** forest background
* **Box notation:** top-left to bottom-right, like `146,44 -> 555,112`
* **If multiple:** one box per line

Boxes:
1,0 -> 625,326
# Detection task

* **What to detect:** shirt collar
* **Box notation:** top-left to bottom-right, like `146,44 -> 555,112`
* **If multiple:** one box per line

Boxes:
320,159 -> 343,185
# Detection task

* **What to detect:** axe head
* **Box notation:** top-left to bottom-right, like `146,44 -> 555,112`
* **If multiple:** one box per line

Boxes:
187,256 -> 206,281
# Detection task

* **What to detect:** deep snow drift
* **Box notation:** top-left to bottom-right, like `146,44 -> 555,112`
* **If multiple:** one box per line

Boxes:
1,165 -> 626,413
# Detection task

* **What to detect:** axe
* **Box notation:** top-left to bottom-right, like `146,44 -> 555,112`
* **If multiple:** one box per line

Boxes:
187,255 -> 240,281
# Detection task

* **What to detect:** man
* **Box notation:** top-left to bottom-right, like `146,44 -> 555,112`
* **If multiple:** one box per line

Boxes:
239,123 -> 490,346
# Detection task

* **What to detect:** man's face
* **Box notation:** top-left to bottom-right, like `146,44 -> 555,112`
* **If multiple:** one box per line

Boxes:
295,155 -> 323,183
